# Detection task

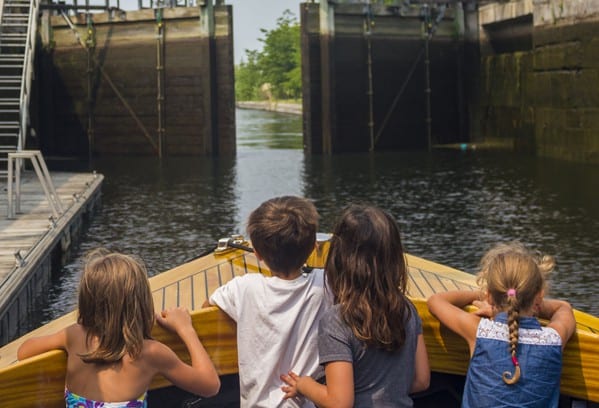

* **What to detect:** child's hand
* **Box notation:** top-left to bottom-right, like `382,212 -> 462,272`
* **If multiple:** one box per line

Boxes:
280,371 -> 301,399
156,307 -> 192,334
472,300 -> 494,318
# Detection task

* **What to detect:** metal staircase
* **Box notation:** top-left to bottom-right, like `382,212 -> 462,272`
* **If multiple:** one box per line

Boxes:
0,0 -> 40,177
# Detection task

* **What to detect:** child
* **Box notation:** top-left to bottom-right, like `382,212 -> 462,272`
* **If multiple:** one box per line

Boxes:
280,204 -> 430,407
427,241 -> 576,408
206,196 -> 331,408
17,248 -> 220,407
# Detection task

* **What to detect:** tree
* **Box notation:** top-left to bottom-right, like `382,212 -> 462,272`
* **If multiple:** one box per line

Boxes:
235,9 -> 301,101
235,50 -> 262,101
258,10 -> 301,100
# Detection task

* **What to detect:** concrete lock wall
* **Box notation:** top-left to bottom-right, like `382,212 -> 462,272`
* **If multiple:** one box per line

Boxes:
479,0 -> 599,163
34,4 -> 235,157
301,2 -> 475,154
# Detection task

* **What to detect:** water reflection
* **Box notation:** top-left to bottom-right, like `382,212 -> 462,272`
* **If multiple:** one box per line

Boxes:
236,108 -> 304,150
34,108 -> 599,331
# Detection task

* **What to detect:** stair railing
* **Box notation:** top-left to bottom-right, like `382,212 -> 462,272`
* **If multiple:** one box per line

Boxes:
18,0 -> 40,150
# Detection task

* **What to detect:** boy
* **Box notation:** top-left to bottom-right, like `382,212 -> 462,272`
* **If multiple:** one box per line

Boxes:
206,196 -> 330,408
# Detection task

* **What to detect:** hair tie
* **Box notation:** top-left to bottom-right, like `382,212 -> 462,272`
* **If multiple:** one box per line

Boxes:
511,356 -> 519,367
507,288 -> 517,297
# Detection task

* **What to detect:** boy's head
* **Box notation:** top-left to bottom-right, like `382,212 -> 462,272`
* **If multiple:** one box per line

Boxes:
247,196 -> 319,276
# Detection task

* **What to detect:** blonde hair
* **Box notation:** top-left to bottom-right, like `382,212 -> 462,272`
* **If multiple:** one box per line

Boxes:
77,248 -> 155,364
476,242 -> 554,385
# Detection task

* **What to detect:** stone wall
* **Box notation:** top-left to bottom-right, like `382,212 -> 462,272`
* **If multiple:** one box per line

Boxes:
532,0 -> 599,162
35,5 -> 235,157
478,0 -> 599,163
302,2 -> 471,154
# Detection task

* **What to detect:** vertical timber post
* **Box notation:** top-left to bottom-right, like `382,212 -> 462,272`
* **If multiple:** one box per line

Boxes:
199,0 -> 216,154
39,10 -> 56,156
365,6 -> 375,152
319,0 -> 335,154
423,5 -> 432,151
156,8 -> 165,158
85,14 -> 95,162
463,1 -> 480,142
455,2 -> 465,143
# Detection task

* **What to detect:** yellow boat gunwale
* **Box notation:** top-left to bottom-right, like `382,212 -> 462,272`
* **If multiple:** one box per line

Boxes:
0,246 -> 597,407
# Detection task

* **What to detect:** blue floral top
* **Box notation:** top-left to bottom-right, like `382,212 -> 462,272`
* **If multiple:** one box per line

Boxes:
462,313 -> 563,408
65,388 -> 147,408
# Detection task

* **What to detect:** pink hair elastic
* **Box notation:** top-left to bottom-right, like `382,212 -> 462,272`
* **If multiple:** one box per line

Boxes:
511,356 -> 519,366
507,288 -> 517,297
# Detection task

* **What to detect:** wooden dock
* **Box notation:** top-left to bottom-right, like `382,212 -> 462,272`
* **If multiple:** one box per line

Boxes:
0,170 -> 103,345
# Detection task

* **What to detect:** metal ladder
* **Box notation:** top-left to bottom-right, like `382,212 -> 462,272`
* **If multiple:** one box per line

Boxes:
0,0 -> 40,177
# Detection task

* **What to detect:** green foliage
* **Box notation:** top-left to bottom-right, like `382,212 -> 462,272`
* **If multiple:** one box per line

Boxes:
235,50 -> 261,101
235,9 -> 301,101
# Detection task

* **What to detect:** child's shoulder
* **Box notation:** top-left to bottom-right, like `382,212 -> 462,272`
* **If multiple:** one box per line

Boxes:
65,323 -> 88,340
223,272 -> 266,286
138,338 -> 173,362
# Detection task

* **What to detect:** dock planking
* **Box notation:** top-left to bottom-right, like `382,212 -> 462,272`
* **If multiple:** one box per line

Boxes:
0,170 -> 103,344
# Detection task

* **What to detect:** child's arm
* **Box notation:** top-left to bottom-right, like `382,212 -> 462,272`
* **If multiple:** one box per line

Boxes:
281,361 -> 354,408
410,334 -> 430,393
17,329 -> 68,360
427,290 -> 482,354
537,299 -> 576,349
154,307 -> 220,397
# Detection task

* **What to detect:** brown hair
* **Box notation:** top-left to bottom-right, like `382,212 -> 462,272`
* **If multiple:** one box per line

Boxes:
77,248 -> 155,364
247,196 -> 319,276
325,204 -> 411,352
476,241 -> 553,384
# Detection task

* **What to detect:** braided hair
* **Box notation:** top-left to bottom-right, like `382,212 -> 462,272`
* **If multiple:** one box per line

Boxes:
476,242 -> 553,385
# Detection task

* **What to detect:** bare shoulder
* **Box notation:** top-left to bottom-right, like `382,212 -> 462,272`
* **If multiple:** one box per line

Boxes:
65,323 -> 85,336
142,338 -> 167,354
64,323 -> 89,344
141,339 -> 175,362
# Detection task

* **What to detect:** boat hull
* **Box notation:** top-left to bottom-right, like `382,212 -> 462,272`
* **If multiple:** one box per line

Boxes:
0,248 -> 597,407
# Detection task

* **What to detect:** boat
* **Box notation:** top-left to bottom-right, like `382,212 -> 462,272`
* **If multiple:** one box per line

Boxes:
0,235 -> 598,407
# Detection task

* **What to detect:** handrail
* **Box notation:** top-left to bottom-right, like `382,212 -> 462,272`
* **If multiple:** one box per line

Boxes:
18,0 -> 40,151
6,150 -> 64,219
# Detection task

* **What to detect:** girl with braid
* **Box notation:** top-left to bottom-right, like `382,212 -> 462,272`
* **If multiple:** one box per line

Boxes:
428,241 -> 576,407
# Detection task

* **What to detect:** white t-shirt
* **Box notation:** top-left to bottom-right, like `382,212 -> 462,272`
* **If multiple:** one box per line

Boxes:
209,269 -> 330,408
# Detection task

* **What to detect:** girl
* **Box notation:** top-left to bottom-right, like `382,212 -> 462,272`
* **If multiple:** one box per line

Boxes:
281,204 -> 430,408
427,241 -> 576,407
17,248 -> 220,407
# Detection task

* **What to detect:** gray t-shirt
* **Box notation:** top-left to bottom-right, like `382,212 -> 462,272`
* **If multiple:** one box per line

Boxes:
318,302 -> 422,407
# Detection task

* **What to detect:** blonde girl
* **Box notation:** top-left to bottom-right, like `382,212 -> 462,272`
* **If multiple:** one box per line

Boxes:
281,204 -> 430,407
427,241 -> 576,408
18,248 -> 220,407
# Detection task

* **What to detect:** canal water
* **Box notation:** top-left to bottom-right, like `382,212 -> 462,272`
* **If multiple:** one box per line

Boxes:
31,108 -> 599,331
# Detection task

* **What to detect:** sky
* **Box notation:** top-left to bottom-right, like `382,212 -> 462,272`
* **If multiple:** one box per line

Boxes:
225,0 -> 302,64
115,0 -> 301,64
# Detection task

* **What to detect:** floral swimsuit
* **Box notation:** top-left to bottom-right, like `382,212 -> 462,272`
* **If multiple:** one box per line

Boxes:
65,388 -> 147,408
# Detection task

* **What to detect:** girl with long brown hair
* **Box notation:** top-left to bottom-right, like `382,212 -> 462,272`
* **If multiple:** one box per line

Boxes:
281,204 -> 430,407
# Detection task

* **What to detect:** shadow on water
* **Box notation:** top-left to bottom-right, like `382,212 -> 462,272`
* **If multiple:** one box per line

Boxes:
30,109 -> 599,332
